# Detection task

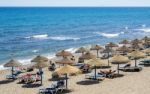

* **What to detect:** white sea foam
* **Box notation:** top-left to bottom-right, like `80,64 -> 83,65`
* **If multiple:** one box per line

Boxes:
142,24 -> 146,28
25,34 -> 49,40
134,28 -> 150,32
49,36 -> 80,41
125,26 -> 128,30
66,47 -> 78,53
95,32 -> 120,38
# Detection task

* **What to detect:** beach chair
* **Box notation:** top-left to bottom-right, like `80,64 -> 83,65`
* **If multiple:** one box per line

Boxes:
6,74 -> 17,79
118,64 -> 131,70
139,60 -> 150,66
39,80 -> 65,94
85,74 -> 105,81
119,66 -> 142,72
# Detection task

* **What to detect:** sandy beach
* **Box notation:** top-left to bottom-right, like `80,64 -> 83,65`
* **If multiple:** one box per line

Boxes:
1,56 -> 150,94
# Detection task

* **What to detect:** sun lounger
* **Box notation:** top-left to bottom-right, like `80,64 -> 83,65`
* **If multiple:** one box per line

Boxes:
39,80 -> 65,94
119,66 -> 142,72
6,74 -> 17,79
139,60 -> 150,66
85,74 -> 105,81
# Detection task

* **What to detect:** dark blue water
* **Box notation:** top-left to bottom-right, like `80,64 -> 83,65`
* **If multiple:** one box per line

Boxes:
0,7 -> 150,65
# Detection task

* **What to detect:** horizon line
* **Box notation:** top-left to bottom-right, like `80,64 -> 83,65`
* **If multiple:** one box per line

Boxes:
0,6 -> 150,8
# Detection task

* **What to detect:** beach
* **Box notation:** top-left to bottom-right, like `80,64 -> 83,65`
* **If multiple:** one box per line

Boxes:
0,53 -> 150,94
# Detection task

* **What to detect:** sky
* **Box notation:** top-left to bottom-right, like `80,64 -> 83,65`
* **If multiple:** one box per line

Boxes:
0,0 -> 150,7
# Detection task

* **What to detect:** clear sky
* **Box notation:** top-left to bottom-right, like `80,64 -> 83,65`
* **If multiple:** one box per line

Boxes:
0,0 -> 150,7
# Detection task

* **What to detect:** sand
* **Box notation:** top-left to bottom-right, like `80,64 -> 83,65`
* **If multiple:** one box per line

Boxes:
1,60 -> 150,94
0,51 -> 150,94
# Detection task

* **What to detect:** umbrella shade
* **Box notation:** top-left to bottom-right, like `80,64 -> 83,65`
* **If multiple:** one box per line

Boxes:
55,65 -> 81,75
55,65 -> 81,89
128,50 -> 145,67
55,57 -> 74,65
128,50 -> 145,59
85,58 -> 108,67
4,59 -> 22,79
131,39 -> 142,44
33,61 -> 49,69
85,58 -> 108,80
90,45 -> 103,50
102,47 -> 115,53
56,50 -> 72,57
31,55 -> 49,85
4,59 -> 22,67
144,48 -> 150,54
142,36 -> 150,42
119,39 -> 130,44
111,55 -> 129,64
116,45 -> 132,53
31,55 -> 48,63
106,42 -> 118,48
75,47 -> 88,54
90,45 -> 103,58
111,55 -> 129,74
80,52 -> 96,60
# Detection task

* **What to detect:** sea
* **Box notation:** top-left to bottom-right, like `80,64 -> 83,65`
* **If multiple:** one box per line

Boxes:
0,7 -> 150,70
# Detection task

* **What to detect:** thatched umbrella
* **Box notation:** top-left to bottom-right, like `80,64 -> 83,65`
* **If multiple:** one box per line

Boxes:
4,59 -> 22,77
111,55 -> 129,74
105,42 -> 118,48
75,47 -> 88,55
128,50 -> 145,67
116,45 -> 132,55
55,65 -> 81,89
142,36 -> 150,43
31,55 -> 49,85
90,45 -> 103,58
131,39 -> 142,44
80,52 -> 96,60
55,57 -> 74,65
102,47 -> 115,66
85,58 -> 108,80
143,48 -> 150,55
56,50 -> 72,58
119,39 -> 130,45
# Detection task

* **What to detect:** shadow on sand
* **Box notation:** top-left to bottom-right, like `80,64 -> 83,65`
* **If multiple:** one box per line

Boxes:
76,80 -> 100,85
0,79 -> 15,85
22,83 -> 42,88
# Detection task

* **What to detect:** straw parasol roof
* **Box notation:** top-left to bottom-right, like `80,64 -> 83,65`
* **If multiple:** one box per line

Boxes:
131,39 -> 142,44
106,42 -> 118,48
128,50 -> 145,59
31,55 -> 48,63
142,36 -> 150,42
85,58 -> 108,67
80,52 -> 96,60
111,54 -> 129,64
4,59 -> 22,67
55,65 -> 81,75
102,47 -> 115,53
143,48 -> 150,54
119,39 -> 130,44
55,57 -> 74,65
110,54 -> 129,74
116,45 -> 132,53
31,55 -> 49,69
90,45 -> 103,50
75,47 -> 88,54
56,50 -> 72,57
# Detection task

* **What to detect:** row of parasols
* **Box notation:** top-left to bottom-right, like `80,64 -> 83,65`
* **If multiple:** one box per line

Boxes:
3,36 -> 150,89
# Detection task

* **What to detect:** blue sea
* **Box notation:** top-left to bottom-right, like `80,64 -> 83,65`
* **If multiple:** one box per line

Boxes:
0,7 -> 150,69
